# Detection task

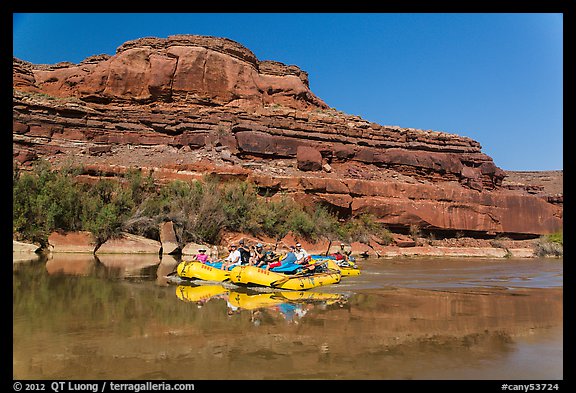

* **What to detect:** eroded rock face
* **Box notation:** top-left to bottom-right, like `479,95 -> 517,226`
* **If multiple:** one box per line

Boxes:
297,146 -> 323,171
12,35 -> 562,237
159,221 -> 180,255
14,35 -> 327,110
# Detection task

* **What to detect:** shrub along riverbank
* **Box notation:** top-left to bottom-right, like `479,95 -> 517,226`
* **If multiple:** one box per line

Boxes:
13,161 -> 562,257
13,161 -> 394,249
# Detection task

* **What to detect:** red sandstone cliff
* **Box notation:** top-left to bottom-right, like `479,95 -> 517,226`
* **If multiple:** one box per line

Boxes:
12,35 -> 562,238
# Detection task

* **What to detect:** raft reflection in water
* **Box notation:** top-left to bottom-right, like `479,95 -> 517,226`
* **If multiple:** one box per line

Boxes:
175,284 -> 348,323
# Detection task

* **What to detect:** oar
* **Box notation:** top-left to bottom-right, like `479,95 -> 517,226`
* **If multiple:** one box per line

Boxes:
324,239 -> 332,257
269,267 -> 310,288
269,261 -> 326,288
270,273 -> 312,288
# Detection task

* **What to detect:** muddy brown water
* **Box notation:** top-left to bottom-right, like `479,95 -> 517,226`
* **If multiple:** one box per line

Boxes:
13,254 -> 563,380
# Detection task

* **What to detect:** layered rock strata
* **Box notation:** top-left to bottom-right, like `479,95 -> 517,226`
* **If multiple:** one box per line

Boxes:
12,35 -> 562,237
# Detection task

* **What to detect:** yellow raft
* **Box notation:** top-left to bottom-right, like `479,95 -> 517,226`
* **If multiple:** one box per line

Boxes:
176,260 -> 230,282
227,291 -> 285,310
227,290 -> 344,310
278,290 -> 344,303
176,284 -> 229,303
325,259 -> 361,276
229,265 -> 341,290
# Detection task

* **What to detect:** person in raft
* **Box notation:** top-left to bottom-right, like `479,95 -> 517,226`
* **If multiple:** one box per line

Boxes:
294,243 -> 310,265
334,243 -> 356,265
195,248 -> 211,263
266,245 -> 297,270
237,239 -> 252,266
340,243 -> 352,260
250,243 -> 265,266
255,244 -> 280,268
222,244 -> 242,270
331,244 -> 349,261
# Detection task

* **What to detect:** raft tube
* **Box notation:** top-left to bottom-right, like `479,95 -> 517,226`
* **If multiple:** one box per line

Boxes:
324,259 -> 361,276
229,265 -> 341,290
310,255 -> 361,277
176,260 -> 231,282
176,284 -> 229,303
227,290 -> 345,310
227,291 -> 286,310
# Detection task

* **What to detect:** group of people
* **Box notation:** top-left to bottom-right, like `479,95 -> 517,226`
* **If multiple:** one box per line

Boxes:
194,240 -> 312,271
194,240 -> 352,271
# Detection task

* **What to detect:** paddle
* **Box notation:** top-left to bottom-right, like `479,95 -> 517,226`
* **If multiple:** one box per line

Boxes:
270,273 -> 303,288
324,239 -> 332,257
269,261 -> 329,288
270,267 -> 310,288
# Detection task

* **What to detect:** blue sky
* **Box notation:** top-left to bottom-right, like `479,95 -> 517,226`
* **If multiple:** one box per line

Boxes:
13,13 -> 563,171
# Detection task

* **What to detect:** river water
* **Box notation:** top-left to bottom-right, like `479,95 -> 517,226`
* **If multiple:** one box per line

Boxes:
13,254 -> 563,381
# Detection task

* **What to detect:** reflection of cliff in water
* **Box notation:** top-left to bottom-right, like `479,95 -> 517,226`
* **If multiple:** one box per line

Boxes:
44,254 -> 98,276
177,287 -> 561,380
13,256 -> 562,379
40,253 -> 180,284
344,287 -> 562,339
192,287 -> 562,379
95,254 -> 161,279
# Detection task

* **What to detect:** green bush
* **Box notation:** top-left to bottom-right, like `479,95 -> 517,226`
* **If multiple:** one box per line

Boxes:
288,209 -> 317,239
244,195 -> 294,240
14,162 -> 137,246
221,181 -> 258,232
533,231 -> 563,257
546,231 -> 563,245
13,161 -> 394,247
13,162 -> 85,246
336,213 -> 392,244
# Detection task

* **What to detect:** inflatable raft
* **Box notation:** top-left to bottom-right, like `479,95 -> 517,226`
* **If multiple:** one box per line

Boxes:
176,284 -> 229,303
229,265 -> 341,290
324,259 -> 361,276
278,290 -> 345,303
311,255 -> 361,276
227,290 -> 345,310
176,260 -> 231,282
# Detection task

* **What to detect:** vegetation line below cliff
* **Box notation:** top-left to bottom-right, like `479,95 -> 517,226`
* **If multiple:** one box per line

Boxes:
13,161 -> 393,248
